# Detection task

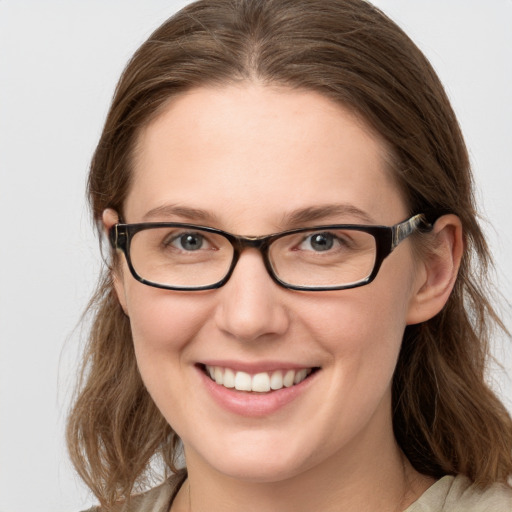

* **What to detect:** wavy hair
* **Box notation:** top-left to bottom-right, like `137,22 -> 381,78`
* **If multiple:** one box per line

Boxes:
67,0 -> 512,507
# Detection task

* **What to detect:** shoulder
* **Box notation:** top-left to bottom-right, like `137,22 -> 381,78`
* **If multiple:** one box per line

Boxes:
406,474 -> 512,512
80,471 -> 186,512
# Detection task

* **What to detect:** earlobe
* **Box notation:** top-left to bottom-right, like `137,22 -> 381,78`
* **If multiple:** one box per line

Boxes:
102,208 -> 129,316
406,214 -> 463,325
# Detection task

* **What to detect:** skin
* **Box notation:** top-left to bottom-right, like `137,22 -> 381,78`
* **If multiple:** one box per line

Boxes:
104,84 -> 462,512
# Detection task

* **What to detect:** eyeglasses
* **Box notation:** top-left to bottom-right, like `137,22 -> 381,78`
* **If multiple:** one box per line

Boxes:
109,213 -> 432,291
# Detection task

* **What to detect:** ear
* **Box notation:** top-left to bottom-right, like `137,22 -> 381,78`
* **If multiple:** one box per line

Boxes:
102,208 -> 129,315
406,214 -> 463,325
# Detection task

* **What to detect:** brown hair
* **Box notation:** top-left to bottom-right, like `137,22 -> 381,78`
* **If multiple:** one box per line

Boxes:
67,0 -> 512,506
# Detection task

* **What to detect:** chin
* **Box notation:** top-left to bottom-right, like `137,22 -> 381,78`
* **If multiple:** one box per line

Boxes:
186,431 -> 318,484
213,458 -> 309,484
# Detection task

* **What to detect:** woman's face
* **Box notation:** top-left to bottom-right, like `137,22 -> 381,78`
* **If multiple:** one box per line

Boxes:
109,84 -> 428,482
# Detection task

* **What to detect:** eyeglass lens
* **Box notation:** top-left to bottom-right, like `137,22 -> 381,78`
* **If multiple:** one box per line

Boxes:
127,226 -> 377,289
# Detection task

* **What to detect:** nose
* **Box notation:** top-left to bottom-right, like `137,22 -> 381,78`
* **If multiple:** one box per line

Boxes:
214,249 -> 290,343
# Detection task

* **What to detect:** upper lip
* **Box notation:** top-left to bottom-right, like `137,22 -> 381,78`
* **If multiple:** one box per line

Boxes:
198,360 -> 319,374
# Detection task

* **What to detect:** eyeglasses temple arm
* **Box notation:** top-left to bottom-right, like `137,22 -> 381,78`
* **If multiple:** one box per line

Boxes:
391,214 -> 432,250
109,224 -> 119,249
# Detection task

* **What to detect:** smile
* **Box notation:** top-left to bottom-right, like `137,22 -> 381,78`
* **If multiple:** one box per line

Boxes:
204,365 -> 315,393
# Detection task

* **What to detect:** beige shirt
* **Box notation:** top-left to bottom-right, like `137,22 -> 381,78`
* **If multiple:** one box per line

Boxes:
404,475 -> 512,511
84,473 -> 512,512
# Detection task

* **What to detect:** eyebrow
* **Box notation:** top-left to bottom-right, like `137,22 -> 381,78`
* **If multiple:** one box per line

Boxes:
141,204 -> 220,223
141,203 -> 375,227
280,204 -> 375,227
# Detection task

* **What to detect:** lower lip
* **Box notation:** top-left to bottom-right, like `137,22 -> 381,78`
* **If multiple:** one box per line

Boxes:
197,367 -> 317,417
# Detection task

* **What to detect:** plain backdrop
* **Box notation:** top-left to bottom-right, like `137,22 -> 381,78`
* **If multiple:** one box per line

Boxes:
0,1 -> 511,511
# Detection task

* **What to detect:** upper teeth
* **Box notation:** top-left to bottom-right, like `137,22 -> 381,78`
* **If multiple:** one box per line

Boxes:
205,365 -> 312,393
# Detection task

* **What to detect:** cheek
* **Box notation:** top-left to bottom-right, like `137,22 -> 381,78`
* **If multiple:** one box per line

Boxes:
123,282 -> 212,364
302,258 -> 416,385
305,280 -> 411,352
124,286 -> 218,430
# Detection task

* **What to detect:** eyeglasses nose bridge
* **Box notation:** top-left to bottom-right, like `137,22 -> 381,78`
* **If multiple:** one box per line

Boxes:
224,234 -> 276,284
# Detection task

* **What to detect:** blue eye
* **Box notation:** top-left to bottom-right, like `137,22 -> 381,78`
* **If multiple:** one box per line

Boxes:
308,233 -> 335,251
300,232 -> 340,252
171,232 -> 206,251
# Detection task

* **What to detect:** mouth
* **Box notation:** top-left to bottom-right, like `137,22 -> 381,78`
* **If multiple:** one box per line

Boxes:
201,364 -> 319,393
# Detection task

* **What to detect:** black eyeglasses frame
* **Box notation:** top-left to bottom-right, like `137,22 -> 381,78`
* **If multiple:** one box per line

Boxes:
108,213 -> 433,292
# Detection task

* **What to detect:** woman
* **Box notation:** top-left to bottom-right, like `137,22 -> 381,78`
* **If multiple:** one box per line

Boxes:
68,0 -> 512,510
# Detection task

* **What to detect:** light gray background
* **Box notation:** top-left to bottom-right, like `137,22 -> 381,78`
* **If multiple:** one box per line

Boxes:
0,2 -> 511,511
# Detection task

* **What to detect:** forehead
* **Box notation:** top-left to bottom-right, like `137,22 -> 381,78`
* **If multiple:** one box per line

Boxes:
126,84 -> 406,230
